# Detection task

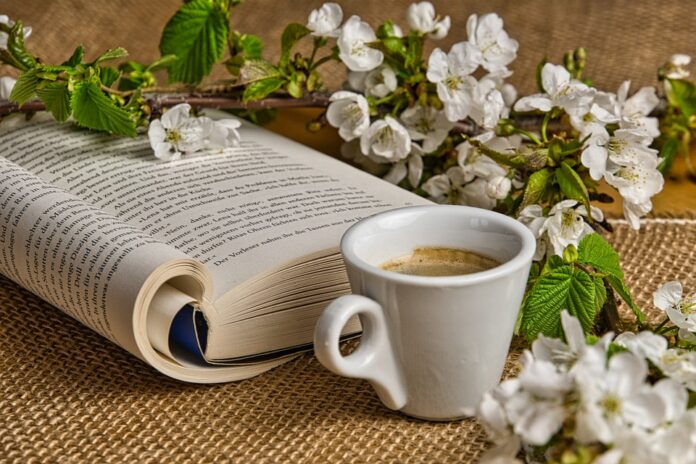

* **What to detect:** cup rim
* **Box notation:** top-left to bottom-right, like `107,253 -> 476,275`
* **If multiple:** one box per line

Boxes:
340,205 -> 537,287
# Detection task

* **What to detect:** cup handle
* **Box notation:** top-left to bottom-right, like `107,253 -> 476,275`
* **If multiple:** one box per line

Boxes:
314,294 -> 407,410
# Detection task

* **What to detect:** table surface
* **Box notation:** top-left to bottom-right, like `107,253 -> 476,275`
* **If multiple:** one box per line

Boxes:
265,108 -> 696,216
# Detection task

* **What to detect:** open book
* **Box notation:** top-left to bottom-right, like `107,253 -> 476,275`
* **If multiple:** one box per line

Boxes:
0,112 -> 429,383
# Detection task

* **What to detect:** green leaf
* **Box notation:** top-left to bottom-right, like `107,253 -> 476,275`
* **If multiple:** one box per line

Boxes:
556,161 -> 590,210
63,45 -> 85,66
9,68 -> 39,104
243,77 -> 284,102
606,274 -> 645,324
92,47 -> 128,65
577,233 -> 645,324
668,79 -> 696,118
239,34 -> 264,59
279,23 -> 310,68
520,168 -> 551,210
71,81 -> 136,137
146,54 -> 178,72
577,233 -> 622,278
7,21 -> 37,70
239,59 -> 281,84
36,82 -> 71,122
99,66 -> 121,87
593,276 -> 608,315
521,265 -> 597,338
658,137 -> 681,174
160,0 -> 230,84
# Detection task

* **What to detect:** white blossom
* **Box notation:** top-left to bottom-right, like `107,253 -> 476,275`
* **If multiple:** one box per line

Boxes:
426,43 -> 480,121
654,281 -> 696,335
466,13 -> 518,74
537,200 -> 603,257
399,104 -> 452,153
569,90 -> 619,142
148,104 -> 209,161
360,116 -> 411,162
582,128 -> 659,181
665,54 -> 692,80
383,143 -> 424,188
339,139 -> 386,175
326,91 -> 370,141
337,15 -> 384,72
518,205 -> 548,261
406,2 -> 451,39
207,118 -> 241,148
306,2 -> 343,37
0,76 -> 16,99
456,132 -> 508,181
616,81 -> 660,138
574,351 -> 667,444
0,15 -> 31,51
422,168 -> 496,209
514,63 -> 594,117
604,161 -> 663,229
470,76 -> 506,128
364,65 -> 397,98
616,330 -> 696,391
486,175 -> 511,200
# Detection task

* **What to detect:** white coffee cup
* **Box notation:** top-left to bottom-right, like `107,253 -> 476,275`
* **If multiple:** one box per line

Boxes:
314,205 -> 536,421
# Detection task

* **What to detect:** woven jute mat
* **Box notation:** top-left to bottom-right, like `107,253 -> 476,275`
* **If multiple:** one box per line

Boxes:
1,216 -> 695,463
3,0 -> 695,94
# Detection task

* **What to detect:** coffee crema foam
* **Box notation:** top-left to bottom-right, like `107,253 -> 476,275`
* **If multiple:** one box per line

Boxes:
379,247 -> 500,277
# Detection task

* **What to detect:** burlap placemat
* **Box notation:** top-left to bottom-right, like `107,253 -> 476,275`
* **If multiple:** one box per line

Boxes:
3,0 -> 695,94
1,216 -> 695,463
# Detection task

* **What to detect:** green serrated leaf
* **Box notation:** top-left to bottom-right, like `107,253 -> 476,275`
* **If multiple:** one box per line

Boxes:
36,81 -> 71,122
9,68 -> 39,104
542,255 -> 564,274
99,66 -> 121,87
71,81 -> 136,137
279,23 -> 310,68
243,77 -> 284,102
63,45 -> 85,66
668,79 -> 696,118
147,54 -> 178,72
556,161 -> 591,210
92,47 -> 128,65
593,276 -> 608,314
520,168 -> 551,210
521,265 -> 597,338
7,21 -> 37,71
577,233 -> 622,278
160,0 -> 229,84
240,34 -> 264,59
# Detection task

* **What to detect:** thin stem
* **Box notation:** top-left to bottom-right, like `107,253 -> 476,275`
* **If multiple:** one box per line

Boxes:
514,128 -> 542,146
682,132 -> 695,178
541,112 -> 551,143
310,54 -> 335,71
308,39 -> 320,68
654,316 -> 671,334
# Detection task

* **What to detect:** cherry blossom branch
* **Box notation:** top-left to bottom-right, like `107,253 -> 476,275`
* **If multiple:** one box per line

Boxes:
0,92 -> 663,138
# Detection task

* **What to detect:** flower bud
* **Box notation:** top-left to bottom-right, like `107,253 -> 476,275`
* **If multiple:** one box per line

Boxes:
562,244 -> 578,263
496,119 -> 515,136
306,120 -> 324,132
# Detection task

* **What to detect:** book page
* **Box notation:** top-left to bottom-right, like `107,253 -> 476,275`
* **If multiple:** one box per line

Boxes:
0,116 -> 429,299
0,156 -> 197,359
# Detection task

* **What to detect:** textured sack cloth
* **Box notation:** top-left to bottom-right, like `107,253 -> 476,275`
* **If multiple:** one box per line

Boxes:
1,217 -> 694,463
3,0 -> 694,94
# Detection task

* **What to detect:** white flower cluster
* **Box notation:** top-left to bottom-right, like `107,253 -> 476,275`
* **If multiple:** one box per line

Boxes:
478,310 -> 696,464
515,63 -> 665,230
147,103 -> 241,161
427,13 -> 518,127
323,3 -> 518,204
519,200 -> 603,260
421,132 -> 518,209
